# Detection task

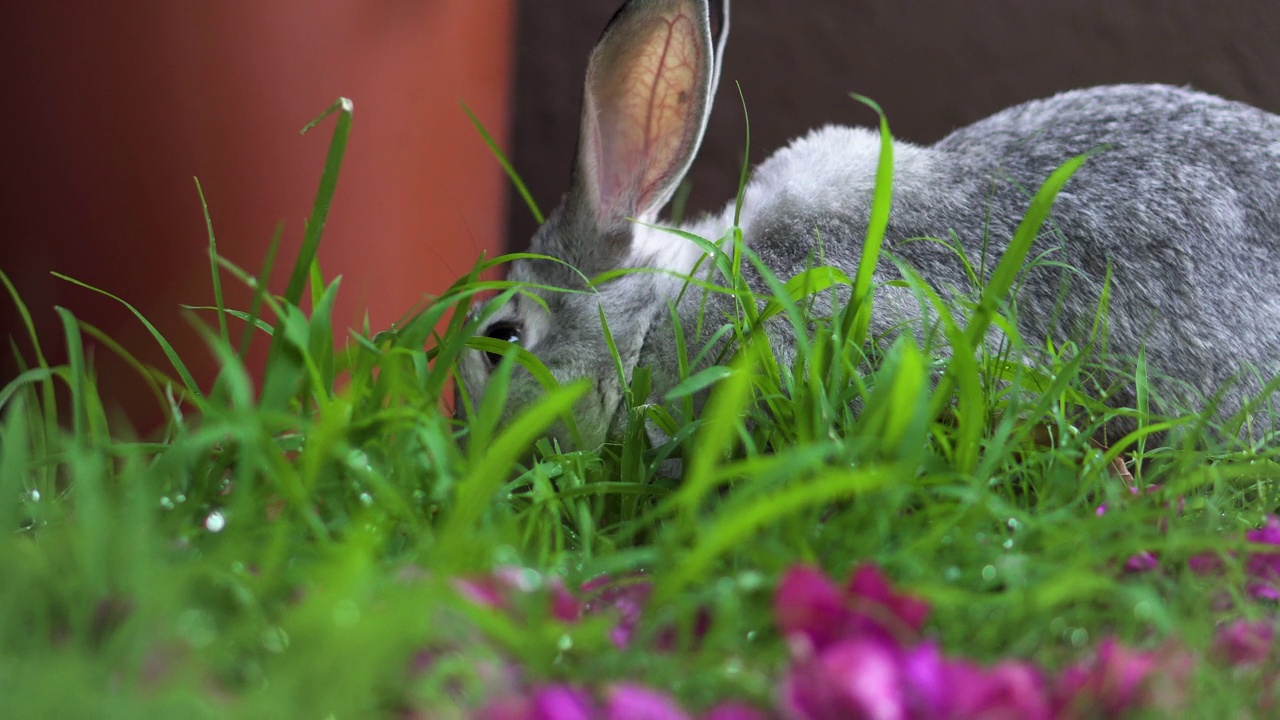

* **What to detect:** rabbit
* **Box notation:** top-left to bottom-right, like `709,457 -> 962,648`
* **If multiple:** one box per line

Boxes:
455,0 -> 1280,453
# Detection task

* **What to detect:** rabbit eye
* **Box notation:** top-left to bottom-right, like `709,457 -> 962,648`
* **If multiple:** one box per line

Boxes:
482,322 -> 522,367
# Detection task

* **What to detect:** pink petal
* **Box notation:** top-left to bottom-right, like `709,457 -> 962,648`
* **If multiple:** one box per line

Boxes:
775,566 -> 850,651
1055,638 -> 1192,716
899,642 -> 948,718
533,685 -> 595,720
1095,637 -> 1158,711
1247,516 -> 1280,546
582,577 -> 654,649
947,660 -> 1050,720
453,575 -> 508,609
1124,551 -> 1160,574
845,564 -> 930,636
1246,518 -> 1280,594
1212,619 -> 1275,667
1187,552 -> 1225,576
604,684 -> 691,720
780,638 -> 906,720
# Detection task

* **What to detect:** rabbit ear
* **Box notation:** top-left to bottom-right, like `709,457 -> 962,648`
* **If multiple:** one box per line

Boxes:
573,0 -> 728,233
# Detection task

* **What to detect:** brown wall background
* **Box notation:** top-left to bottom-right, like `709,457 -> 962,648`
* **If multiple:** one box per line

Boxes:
506,0 -> 1280,248
2,2 -> 514,429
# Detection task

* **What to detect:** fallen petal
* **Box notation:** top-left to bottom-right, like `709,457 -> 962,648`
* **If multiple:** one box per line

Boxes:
1212,619 -> 1275,667
605,683 -> 692,720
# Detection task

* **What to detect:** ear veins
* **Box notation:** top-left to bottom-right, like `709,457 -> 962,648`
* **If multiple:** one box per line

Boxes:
634,12 -> 698,215
593,9 -> 701,223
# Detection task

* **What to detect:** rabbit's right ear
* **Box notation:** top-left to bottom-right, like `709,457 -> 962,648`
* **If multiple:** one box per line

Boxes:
566,0 -> 728,253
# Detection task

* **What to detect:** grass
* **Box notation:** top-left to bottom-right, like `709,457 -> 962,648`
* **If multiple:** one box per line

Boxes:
2,97 -> 1280,718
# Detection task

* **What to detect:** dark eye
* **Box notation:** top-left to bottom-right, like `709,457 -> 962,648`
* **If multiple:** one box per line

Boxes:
483,322 -> 522,367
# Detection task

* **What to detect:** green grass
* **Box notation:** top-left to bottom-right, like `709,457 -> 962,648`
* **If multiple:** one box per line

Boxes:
2,98 -> 1280,717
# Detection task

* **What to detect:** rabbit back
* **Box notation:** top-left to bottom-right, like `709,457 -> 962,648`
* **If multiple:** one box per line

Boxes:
669,84 -> 1280,429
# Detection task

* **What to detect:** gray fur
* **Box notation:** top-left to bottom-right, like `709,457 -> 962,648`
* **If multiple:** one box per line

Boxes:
457,0 -> 1280,449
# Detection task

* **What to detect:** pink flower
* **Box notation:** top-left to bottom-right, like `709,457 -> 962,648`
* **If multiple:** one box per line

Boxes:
1248,515 -> 1280,545
1053,637 -> 1192,717
780,637 -> 908,720
1187,552 -> 1225,576
1123,551 -> 1160,574
775,565 -> 929,653
1212,619 -> 1275,667
945,659 -> 1051,720
604,683 -> 691,720
532,685 -> 596,720
847,565 -> 931,637
454,567 -> 580,622
1246,516 -> 1280,600
582,576 -> 654,648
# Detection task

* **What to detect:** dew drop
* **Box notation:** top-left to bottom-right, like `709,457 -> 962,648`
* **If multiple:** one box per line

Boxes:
204,510 -> 226,533
28,489 -> 40,503
1002,538 -> 1014,550
347,449 -> 372,471
359,492 -> 373,507
262,626 -> 290,653
945,566 -> 962,582
981,565 -> 997,582
160,496 -> 175,510
1070,628 -> 1090,647
1134,601 -> 1153,621
1007,518 -> 1021,531
557,634 -> 573,651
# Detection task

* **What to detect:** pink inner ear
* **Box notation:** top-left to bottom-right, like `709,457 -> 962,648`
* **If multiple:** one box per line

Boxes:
590,8 -> 701,224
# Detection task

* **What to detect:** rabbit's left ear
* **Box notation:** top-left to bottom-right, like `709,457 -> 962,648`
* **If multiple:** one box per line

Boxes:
574,0 -> 729,232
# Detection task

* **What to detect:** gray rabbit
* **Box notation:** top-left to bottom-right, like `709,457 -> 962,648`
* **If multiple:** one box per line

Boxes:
456,0 -> 1280,451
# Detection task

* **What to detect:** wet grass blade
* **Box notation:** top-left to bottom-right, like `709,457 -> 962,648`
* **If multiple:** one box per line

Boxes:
195,177 -> 230,346
464,102 -> 544,225
51,273 -> 202,402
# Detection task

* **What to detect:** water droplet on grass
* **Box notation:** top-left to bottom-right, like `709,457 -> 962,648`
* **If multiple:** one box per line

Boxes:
359,492 -> 373,506
262,626 -> 289,653
205,511 -> 226,533
1071,628 -> 1090,647
27,489 -> 40,503
160,497 -> 175,510
1134,601 -> 1153,621
982,565 -> 997,581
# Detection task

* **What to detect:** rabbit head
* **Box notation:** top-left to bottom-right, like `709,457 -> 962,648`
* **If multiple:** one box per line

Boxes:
456,0 -> 730,449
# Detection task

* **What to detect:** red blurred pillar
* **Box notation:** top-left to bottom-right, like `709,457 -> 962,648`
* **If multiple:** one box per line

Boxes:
2,1 -> 515,428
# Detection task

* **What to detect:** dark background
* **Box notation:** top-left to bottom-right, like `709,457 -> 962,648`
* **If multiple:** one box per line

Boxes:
506,0 -> 1280,248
